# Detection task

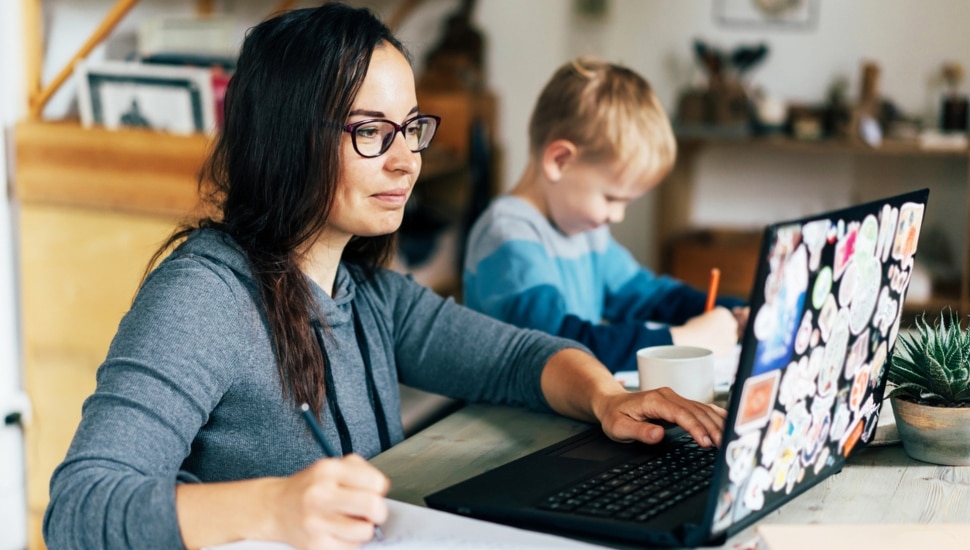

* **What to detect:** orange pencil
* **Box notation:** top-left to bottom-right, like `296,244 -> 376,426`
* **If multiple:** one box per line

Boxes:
705,268 -> 720,312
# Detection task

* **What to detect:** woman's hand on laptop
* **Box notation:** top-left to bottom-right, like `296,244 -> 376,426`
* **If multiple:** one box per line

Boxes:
539,348 -> 726,450
670,307 -> 738,356
595,388 -> 727,449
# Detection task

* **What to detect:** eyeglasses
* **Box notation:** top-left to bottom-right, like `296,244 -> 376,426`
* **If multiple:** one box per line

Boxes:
343,115 -> 441,158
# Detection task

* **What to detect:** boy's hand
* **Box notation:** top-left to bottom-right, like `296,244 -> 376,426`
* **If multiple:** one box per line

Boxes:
732,306 -> 750,341
669,306 -> 738,356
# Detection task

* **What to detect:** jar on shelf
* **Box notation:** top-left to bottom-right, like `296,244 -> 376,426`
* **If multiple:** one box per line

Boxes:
940,61 -> 968,133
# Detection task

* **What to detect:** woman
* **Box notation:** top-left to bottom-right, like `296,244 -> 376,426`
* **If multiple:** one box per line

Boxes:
44,4 -> 726,549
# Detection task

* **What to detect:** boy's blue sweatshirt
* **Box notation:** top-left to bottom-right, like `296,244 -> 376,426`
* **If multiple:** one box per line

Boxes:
464,196 -> 743,372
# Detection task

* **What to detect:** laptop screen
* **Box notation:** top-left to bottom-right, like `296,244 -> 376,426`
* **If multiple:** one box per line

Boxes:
709,189 -> 928,536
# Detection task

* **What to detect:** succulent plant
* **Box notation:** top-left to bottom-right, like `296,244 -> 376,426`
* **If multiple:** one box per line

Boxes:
888,309 -> 970,407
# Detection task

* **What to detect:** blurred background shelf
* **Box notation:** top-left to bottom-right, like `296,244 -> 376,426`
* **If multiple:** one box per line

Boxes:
677,135 -> 970,158
659,135 -> 970,324
15,119 -> 206,217
14,116 -> 478,221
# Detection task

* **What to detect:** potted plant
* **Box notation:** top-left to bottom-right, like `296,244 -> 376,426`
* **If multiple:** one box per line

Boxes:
887,309 -> 970,465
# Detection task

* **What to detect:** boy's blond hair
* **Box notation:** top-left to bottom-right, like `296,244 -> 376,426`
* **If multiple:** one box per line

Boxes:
528,57 -> 676,183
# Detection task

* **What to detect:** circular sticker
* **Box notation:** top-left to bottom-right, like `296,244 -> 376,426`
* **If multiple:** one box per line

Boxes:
850,364 -> 871,411
819,310 -> 849,397
794,311 -> 813,355
812,267 -> 833,310
869,342 -> 888,388
743,467 -> 772,512
760,411 -> 787,468
818,294 -> 838,343
813,447 -> 831,475
727,431 -> 760,483
849,255 -> 880,335
856,215 -> 880,257
838,261 -> 857,308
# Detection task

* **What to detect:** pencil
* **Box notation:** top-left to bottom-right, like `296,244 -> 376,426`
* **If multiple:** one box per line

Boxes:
300,403 -> 385,541
300,403 -> 338,457
705,268 -> 720,312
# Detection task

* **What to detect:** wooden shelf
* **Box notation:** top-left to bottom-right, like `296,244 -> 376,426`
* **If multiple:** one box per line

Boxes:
14,119 -> 469,221
678,135 -> 970,159
15,119 -> 208,218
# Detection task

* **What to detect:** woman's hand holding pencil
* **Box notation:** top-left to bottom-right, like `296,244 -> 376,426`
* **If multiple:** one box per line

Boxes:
252,403 -> 390,549
266,449 -> 389,549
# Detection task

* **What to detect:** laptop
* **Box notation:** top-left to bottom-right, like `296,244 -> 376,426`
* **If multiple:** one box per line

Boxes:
426,189 -> 930,547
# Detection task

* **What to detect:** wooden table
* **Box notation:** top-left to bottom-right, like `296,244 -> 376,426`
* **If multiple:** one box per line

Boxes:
372,403 -> 970,548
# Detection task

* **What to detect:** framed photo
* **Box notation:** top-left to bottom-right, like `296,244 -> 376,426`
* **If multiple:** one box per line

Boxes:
714,0 -> 819,30
76,61 -> 216,135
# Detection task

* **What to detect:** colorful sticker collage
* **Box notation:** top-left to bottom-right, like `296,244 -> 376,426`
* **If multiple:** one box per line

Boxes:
711,198 -> 925,533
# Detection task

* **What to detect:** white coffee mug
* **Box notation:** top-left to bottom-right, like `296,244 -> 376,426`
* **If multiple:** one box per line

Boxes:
636,345 -> 715,403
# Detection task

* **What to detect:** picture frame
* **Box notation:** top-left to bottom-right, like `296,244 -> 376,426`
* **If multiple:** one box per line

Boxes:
76,60 -> 216,135
714,0 -> 819,30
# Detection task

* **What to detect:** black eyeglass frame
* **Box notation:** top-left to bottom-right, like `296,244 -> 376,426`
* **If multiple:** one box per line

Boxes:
342,114 -> 441,158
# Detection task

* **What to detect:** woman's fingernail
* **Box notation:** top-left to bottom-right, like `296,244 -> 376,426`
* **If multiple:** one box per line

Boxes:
703,436 -> 713,446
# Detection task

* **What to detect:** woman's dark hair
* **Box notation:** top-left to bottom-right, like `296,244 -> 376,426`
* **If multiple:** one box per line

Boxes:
147,3 -> 408,416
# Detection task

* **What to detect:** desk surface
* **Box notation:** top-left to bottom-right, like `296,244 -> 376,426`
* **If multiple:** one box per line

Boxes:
372,403 -> 970,549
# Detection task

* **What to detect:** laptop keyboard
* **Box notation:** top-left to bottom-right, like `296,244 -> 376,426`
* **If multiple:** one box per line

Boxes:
536,438 -> 716,523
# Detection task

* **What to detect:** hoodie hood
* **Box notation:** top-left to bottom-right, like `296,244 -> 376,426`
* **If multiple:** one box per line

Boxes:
174,228 -> 356,327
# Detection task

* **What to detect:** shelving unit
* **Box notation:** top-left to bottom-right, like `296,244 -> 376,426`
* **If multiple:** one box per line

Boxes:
658,135 -> 970,320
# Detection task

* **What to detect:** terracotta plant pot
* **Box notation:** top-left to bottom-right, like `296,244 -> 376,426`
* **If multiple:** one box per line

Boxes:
890,396 -> 970,466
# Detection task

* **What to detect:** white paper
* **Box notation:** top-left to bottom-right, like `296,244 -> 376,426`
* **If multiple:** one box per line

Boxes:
206,499 -> 606,549
714,344 -> 742,391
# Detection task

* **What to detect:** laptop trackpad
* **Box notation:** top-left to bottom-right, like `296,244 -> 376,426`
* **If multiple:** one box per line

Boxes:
553,425 -> 684,462
557,440 -> 622,461
550,430 -> 659,462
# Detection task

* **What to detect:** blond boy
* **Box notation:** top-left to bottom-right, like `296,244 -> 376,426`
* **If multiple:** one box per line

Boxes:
463,57 -> 746,373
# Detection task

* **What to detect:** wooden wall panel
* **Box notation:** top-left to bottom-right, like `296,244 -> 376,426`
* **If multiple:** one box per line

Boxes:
20,205 -> 177,550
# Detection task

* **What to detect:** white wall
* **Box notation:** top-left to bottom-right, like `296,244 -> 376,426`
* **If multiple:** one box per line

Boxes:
0,0 -> 27,546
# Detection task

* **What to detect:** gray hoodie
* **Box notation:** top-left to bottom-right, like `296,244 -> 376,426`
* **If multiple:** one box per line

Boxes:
44,228 -> 580,549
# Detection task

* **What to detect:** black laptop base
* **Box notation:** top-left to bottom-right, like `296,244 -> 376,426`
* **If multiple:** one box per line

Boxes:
425,428 -> 725,548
